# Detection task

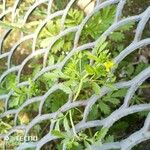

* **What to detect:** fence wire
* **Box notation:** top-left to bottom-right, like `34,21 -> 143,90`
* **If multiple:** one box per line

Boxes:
0,0 -> 150,149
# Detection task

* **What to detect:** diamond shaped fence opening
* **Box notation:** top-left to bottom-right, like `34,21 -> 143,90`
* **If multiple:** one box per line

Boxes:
0,0 -> 150,149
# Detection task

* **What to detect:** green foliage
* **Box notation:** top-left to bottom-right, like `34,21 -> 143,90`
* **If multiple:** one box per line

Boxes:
82,6 -> 116,41
44,90 -> 68,113
39,8 -> 84,53
88,89 -> 126,120
0,120 -> 12,134
65,9 -> 84,27
0,1 -> 147,150
9,79 -> 40,108
51,112 -> 110,150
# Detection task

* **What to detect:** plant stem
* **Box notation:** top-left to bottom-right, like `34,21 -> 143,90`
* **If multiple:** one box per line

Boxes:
69,74 -> 88,138
73,74 -> 88,101
69,110 -> 79,138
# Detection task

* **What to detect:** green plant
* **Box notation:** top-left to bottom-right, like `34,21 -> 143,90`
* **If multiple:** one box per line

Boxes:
1,1 -> 148,150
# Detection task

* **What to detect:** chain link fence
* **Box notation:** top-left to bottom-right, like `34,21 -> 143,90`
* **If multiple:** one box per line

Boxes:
0,0 -> 150,149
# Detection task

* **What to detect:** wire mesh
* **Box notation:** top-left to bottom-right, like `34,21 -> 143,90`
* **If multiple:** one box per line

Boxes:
0,0 -> 150,149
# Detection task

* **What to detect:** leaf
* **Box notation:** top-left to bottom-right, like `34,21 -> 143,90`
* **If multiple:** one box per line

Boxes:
88,105 -> 99,120
52,39 -> 65,53
43,70 -> 66,82
110,32 -> 125,42
94,37 -> 107,53
98,42 -> 108,53
9,99 -> 18,108
118,22 -> 134,31
51,130 -> 65,138
99,101 -> 111,115
97,37 -> 107,47
40,37 -> 54,48
111,89 -> 127,98
86,52 -> 98,61
92,82 -> 101,95
94,127 -> 108,142
0,21 -> 26,32
134,63 -> 149,76
59,84 -> 72,94
48,55 -> 55,65
26,21 -> 39,28
126,65 -> 134,76
63,41 -> 72,51
65,9 -> 84,27
112,121 -> 129,131
85,65 -> 95,75
104,97 -> 120,106
110,97 -> 120,106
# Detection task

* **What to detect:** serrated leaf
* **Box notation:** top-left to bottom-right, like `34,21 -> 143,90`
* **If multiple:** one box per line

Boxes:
88,105 -> 99,120
52,39 -> 64,53
111,89 -> 127,98
118,22 -> 134,31
59,84 -> 72,94
85,65 -> 95,75
99,101 -> 111,115
96,37 -> 107,48
126,65 -> 134,76
112,121 -> 129,131
51,130 -> 65,138
98,42 -> 108,53
92,82 -> 101,95
110,32 -> 125,42
86,52 -> 98,61
40,37 -> 54,48
103,97 -> 120,106
94,37 -> 107,53
48,55 -> 55,65
95,127 -> 108,142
